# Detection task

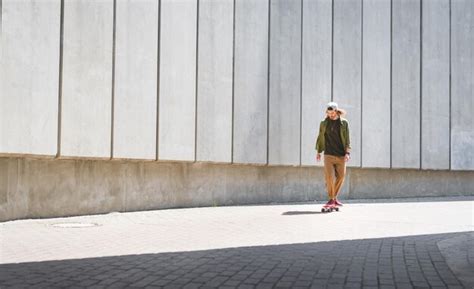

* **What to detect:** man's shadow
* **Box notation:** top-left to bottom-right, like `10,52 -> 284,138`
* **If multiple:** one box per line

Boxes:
282,211 -> 329,215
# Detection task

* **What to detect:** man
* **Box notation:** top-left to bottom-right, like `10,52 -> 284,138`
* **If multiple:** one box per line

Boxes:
315,102 -> 351,208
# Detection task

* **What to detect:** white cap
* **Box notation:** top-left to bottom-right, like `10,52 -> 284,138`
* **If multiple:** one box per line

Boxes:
327,102 -> 338,111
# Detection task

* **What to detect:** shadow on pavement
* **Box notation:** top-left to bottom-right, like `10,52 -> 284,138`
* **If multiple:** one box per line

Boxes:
0,232 -> 472,288
282,211 -> 327,216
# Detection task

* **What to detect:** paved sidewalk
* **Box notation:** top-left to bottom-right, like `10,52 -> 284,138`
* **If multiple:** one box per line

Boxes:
0,197 -> 473,288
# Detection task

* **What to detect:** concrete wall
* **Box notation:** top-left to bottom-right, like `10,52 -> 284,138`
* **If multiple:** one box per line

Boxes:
451,0 -> 474,171
60,0 -> 114,158
1,0 -> 471,171
158,0 -> 197,161
1,1 -> 473,220
421,0 -> 450,170
392,0 -> 421,169
333,0 -> 362,167
0,156 -> 472,221
0,0 -> 60,156
362,0 -> 391,168
301,0 -> 331,167
233,0 -> 268,165
113,0 -> 158,160
196,0 -> 233,163
268,0 -> 302,166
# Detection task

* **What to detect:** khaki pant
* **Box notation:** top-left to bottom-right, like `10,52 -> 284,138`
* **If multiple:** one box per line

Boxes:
323,154 -> 346,200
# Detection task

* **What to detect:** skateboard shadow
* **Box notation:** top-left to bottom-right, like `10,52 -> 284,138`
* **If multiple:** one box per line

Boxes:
282,211 -> 327,215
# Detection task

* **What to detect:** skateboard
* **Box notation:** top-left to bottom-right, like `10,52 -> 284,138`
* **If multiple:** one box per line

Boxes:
321,203 -> 340,213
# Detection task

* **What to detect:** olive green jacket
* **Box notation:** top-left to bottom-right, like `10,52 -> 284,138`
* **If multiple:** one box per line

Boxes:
315,117 -> 351,154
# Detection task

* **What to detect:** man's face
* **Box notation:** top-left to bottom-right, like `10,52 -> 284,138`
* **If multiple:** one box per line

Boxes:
326,109 -> 338,119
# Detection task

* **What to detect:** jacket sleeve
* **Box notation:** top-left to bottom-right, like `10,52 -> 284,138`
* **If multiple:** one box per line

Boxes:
315,121 -> 323,153
344,121 -> 351,153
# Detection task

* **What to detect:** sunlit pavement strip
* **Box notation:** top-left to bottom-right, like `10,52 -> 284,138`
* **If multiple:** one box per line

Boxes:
0,197 -> 473,264
0,197 -> 473,288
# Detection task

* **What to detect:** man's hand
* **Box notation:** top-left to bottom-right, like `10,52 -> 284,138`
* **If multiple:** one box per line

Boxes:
316,153 -> 321,162
344,153 -> 350,162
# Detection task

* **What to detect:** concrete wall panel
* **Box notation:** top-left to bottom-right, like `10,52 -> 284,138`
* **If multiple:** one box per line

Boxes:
233,0 -> 269,164
349,167 -> 473,199
158,0 -> 197,161
268,0 -> 301,166
392,0 -> 421,168
113,0 -> 158,160
333,0 -> 362,167
421,0 -> 450,170
0,0 -> 60,156
301,0 -> 332,167
196,0 -> 233,163
362,0 -> 391,168
451,0 -> 474,170
1,156 -> 473,221
61,0 -> 114,158
1,0 -> 472,173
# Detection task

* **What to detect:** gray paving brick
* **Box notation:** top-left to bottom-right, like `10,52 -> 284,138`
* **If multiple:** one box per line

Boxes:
222,280 -> 241,287
362,280 -> 378,286
237,284 -> 255,289
242,278 -> 261,285
327,284 -> 345,289
255,283 -> 274,289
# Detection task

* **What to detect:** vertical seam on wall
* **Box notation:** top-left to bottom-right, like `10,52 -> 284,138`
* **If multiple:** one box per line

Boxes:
56,0 -> 65,158
0,0 -> 2,39
419,0 -> 423,170
156,0 -> 161,161
360,0 -> 363,168
266,0 -> 271,165
448,0 -> 452,170
231,0 -> 236,164
390,0 -> 393,168
299,0 -> 303,166
331,0 -> 334,102
194,0 -> 199,162
110,0 -> 116,160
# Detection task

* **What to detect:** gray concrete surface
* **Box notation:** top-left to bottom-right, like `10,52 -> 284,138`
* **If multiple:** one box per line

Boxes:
158,0 -> 197,162
347,167 -> 473,199
451,0 -> 474,171
268,0 -> 301,166
392,0 -> 421,169
233,0 -> 268,165
61,0 -> 113,158
362,0 -> 391,169
0,0 -> 60,156
0,197 -> 472,288
421,0 -> 450,170
196,0 -> 233,163
1,0 -> 471,173
113,0 -> 158,160
0,157 -> 473,222
438,232 -> 474,288
301,0 -> 331,167
333,0 -> 362,167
